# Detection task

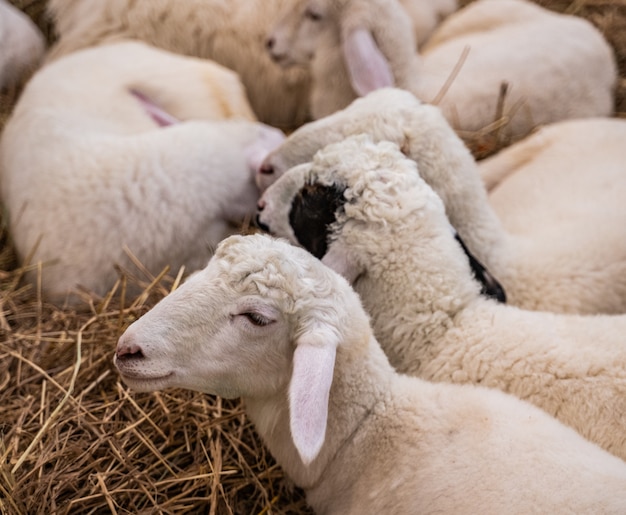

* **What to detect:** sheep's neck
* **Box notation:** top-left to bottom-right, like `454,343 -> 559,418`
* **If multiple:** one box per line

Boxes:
355,232 -> 479,373
402,109 -> 510,270
243,336 -> 392,492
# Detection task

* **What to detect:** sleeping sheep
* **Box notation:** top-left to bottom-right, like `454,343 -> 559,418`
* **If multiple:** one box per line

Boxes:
256,88 -> 626,315
266,0 -> 616,143
0,41 -> 284,305
256,134 -> 626,461
45,0 -> 454,131
0,0 -> 45,91
115,232 -> 626,514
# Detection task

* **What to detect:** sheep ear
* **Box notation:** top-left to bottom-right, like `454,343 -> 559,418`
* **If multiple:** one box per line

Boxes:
289,334 -> 337,466
322,243 -> 362,284
342,28 -> 395,96
130,89 -> 179,126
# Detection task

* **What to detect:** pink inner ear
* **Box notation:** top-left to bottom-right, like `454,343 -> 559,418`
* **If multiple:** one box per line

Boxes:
342,28 -> 395,96
289,340 -> 337,466
130,89 -> 180,127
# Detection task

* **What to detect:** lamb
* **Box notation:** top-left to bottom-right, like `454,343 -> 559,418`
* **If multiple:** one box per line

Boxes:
256,134 -> 626,461
0,0 -> 46,91
266,0 -> 616,143
256,88 -> 626,315
114,232 -> 626,514
0,41 -> 285,305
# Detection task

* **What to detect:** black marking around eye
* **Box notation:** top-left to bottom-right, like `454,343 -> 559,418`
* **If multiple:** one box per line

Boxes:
289,182 -> 347,259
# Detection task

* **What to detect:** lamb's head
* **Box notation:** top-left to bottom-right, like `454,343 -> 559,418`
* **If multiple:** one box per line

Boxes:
267,0 -> 401,97
257,87 -> 421,192
266,0 -> 338,68
115,233 -> 371,464
257,134 -> 506,301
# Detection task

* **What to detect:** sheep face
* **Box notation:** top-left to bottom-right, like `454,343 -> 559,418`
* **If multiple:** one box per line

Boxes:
267,0 -> 338,67
115,233 -> 368,464
257,88 -> 420,192
114,248 -> 293,400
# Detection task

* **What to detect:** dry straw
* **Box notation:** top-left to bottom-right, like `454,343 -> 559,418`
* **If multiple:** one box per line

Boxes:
1,0 -> 625,513
0,242 -> 312,514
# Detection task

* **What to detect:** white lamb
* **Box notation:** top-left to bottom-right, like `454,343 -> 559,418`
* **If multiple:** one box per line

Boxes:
256,134 -> 626,460
114,233 -> 626,514
0,0 -> 45,91
0,41 -> 285,305
266,0 -> 616,143
256,88 -> 626,315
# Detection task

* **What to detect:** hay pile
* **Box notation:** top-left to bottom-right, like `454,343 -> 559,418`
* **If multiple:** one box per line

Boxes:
0,230 -> 311,514
1,0 -> 625,513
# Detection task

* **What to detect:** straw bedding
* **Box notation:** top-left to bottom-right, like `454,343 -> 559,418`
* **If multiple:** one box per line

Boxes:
1,0 -> 625,513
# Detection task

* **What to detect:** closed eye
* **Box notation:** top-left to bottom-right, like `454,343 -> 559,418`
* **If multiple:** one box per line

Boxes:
305,8 -> 323,21
241,312 -> 274,327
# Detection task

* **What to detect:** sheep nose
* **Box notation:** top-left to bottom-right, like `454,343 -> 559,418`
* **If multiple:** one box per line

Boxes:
259,163 -> 275,175
116,334 -> 145,361
266,36 -> 275,51
257,198 -> 266,211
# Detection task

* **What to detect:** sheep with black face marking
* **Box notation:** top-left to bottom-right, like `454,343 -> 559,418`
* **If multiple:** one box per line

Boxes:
266,0 -> 616,143
257,134 -> 626,461
257,88 -> 626,315
0,41 -> 284,305
115,233 -> 626,514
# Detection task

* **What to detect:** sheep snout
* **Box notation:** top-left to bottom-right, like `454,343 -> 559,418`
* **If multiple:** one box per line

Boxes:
115,335 -> 145,361
245,125 -> 286,175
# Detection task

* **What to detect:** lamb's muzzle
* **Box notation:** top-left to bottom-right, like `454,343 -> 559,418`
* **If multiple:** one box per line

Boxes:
115,334 -> 144,361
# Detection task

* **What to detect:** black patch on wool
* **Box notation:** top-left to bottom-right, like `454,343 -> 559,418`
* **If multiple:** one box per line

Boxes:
289,182 -> 347,259
454,234 -> 507,303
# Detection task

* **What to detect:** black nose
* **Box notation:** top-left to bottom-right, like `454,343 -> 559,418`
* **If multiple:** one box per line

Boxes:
259,163 -> 275,175
266,37 -> 275,50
